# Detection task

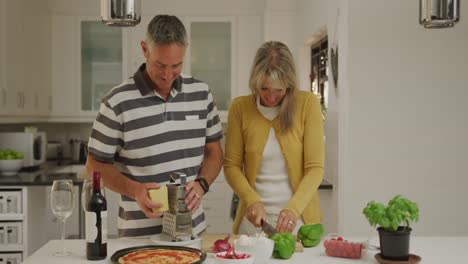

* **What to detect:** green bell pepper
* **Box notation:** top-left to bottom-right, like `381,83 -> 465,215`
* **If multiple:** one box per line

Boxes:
297,224 -> 324,247
269,232 -> 296,259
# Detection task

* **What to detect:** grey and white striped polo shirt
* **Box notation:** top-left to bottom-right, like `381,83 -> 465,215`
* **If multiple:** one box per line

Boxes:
88,64 -> 223,238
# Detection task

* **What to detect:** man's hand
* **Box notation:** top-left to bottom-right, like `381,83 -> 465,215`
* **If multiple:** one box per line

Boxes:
276,209 -> 297,233
184,181 -> 204,213
134,182 -> 164,218
246,201 -> 266,227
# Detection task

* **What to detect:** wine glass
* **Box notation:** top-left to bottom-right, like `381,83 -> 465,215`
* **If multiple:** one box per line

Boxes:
51,179 -> 74,256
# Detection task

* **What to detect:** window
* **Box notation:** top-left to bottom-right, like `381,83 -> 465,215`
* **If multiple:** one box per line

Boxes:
310,36 -> 328,115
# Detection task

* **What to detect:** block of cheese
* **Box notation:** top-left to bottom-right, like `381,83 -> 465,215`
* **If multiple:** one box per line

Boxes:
148,186 -> 169,212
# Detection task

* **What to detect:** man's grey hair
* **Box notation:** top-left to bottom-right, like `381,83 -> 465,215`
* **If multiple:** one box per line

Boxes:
146,15 -> 188,48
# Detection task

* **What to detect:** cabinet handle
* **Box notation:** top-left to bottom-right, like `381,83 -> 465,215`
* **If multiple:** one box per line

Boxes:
49,95 -> 52,111
1,89 -> 6,107
17,92 -> 21,108
34,92 -> 39,109
21,92 -> 25,108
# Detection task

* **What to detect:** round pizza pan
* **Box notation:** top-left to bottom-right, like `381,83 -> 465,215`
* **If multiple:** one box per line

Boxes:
110,245 -> 207,264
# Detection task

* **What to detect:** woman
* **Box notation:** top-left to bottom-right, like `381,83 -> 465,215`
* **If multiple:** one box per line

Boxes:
224,41 -> 324,234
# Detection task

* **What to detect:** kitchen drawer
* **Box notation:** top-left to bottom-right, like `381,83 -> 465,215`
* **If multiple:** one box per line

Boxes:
0,222 -> 22,245
0,191 -> 22,214
0,253 -> 22,264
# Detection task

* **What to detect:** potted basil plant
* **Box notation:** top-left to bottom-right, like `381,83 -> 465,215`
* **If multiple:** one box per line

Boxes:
363,195 -> 419,261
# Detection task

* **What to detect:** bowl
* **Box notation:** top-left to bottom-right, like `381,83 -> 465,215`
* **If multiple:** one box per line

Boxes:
0,159 -> 23,176
214,251 -> 254,264
233,236 -> 275,264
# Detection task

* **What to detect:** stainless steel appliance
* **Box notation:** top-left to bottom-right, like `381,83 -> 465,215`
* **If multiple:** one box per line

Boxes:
0,132 -> 47,168
162,172 -> 193,241
70,139 -> 88,164
101,0 -> 141,27
420,0 -> 460,28
46,141 -> 63,160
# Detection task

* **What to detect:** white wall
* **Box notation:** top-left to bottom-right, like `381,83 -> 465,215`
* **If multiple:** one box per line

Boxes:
296,0 -> 468,236
339,1 -> 468,236
295,0 -> 341,234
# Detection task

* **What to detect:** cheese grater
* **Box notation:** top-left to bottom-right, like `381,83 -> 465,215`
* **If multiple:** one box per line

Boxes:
162,172 -> 194,241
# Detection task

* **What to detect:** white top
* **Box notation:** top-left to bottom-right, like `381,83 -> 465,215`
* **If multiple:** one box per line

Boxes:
22,237 -> 468,264
255,96 -> 294,215
238,97 -> 304,235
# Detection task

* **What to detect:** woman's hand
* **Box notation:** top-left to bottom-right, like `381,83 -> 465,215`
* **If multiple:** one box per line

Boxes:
276,209 -> 297,233
246,201 -> 266,227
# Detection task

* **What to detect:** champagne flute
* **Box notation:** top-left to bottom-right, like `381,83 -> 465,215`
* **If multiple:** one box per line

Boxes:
51,179 -> 74,256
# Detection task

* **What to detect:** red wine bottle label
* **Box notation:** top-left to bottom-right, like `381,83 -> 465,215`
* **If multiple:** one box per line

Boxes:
85,211 -> 108,243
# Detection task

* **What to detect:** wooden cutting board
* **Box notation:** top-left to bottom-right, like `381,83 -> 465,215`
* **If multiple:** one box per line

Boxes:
201,234 -> 304,253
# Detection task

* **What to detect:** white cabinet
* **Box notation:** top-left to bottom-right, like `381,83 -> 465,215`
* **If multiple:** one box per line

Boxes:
26,186 -> 79,256
50,16 -> 129,122
0,0 -> 7,114
0,187 -> 28,261
0,0 -> 51,121
43,186 -> 79,241
50,15 -> 80,119
186,18 -> 236,113
0,253 -> 22,264
2,0 -> 27,116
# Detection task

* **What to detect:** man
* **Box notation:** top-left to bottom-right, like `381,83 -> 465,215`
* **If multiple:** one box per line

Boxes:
86,15 -> 223,238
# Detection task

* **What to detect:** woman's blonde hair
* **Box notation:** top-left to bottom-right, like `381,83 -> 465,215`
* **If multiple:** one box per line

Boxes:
249,41 -> 297,132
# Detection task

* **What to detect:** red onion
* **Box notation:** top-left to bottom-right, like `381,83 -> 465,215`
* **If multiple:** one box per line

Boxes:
212,235 -> 232,253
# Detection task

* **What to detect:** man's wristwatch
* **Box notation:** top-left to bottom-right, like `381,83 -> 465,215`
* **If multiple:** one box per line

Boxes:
194,177 -> 209,194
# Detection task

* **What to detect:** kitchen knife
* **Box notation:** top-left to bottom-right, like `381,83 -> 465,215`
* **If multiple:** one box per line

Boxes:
261,219 -> 277,236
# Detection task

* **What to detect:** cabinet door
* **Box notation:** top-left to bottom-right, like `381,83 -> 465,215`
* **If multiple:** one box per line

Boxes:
1,0 -> 49,118
80,21 -> 123,112
51,15 -> 80,117
51,16 -> 125,120
2,0 -> 26,116
26,0 -> 51,117
186,18 -> 236,115
0,0 -> 6,114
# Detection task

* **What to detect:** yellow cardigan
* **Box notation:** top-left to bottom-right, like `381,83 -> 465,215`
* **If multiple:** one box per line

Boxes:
223,91 -> 324,234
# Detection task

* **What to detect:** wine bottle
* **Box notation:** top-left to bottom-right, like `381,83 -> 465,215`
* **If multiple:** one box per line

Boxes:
86,171 -> 107,260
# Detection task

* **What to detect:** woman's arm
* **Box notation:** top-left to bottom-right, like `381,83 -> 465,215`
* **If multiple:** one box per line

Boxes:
223,99 -> 261,208
285,94 -> 324,217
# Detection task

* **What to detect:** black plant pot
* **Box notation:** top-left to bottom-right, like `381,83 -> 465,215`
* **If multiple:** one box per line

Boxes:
377,226 -> 412,261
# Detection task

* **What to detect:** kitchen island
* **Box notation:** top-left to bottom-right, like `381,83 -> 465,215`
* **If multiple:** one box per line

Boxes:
21,236 -> 467,264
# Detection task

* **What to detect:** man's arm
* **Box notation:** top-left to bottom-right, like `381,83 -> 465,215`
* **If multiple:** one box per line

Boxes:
199,140 -> 223,185
184,140 -> 223,212
85,155 -> 163,218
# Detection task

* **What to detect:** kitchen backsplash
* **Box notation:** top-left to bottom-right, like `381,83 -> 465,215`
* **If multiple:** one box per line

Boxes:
0,122 -> 228,160
0,123 -> 93,159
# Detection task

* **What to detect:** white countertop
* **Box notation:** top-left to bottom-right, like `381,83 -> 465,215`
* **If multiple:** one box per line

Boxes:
22,237 -> 467,264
